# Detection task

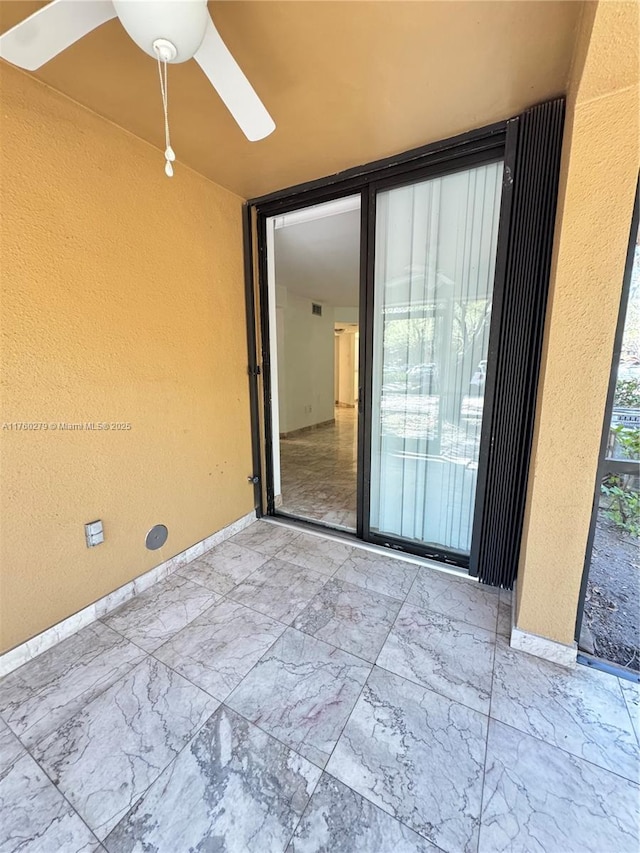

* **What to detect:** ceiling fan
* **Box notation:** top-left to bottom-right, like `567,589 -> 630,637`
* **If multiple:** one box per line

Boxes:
0,0 -> 275,173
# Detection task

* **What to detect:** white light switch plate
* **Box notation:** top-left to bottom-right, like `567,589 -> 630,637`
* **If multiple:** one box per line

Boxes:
85,520 -> 104,547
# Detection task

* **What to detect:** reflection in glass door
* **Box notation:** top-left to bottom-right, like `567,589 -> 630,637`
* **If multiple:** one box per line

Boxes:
369,161 -> 504,557
267,195 -> 362,532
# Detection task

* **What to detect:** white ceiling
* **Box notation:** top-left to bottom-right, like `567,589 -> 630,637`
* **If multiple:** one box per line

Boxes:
273,208 -> 360,308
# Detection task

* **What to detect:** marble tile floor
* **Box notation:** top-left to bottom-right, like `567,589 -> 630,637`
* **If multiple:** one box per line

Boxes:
0,521 -> 638,853
279,407 -> 358,531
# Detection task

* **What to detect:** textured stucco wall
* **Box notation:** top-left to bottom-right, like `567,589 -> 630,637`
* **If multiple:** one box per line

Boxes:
0,65 -> 253,652
516,1 -> 640,645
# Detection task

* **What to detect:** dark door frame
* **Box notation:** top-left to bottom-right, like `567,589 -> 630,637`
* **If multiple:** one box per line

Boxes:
243,99 -> 564,587
359,151 -> 508,568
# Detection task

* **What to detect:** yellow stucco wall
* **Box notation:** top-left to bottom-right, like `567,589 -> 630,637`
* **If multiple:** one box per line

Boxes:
0,65 -> 254,653
516,1 -> 640,645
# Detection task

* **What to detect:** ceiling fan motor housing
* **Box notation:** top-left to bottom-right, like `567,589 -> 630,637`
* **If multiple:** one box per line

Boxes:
112,0 -> 209,63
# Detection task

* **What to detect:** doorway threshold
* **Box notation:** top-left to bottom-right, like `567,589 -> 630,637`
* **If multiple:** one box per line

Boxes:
260,514 -> 472,583
577,651 -> 640,684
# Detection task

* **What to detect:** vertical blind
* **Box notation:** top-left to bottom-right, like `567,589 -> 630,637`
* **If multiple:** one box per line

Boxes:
474,100 -> 565,586
369,161 -> 504,555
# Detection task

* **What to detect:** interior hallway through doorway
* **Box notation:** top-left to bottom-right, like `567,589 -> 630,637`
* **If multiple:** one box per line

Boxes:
280,408 -> 357,530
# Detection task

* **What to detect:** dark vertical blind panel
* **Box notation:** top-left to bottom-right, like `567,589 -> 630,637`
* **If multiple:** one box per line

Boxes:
476,98 -> 565,588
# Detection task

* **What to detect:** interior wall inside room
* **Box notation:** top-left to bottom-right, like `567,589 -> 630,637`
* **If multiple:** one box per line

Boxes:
276,286 -> 335,436
335,308 -> 359,324
335,330 -> 358,408
0,65 -> 254,653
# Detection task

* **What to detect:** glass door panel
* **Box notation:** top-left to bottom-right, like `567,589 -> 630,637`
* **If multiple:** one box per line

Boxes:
268,195 -> 362,532
369,161 -> 503,557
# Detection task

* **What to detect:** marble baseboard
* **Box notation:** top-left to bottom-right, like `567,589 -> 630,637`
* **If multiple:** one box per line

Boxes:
0,510 -> 257,679
510,625 -> 577,668
507,581 -> 576,668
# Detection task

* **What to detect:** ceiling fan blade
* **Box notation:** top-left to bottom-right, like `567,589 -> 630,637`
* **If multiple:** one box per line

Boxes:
0,0 -> 117,71
194,15 -> 275,142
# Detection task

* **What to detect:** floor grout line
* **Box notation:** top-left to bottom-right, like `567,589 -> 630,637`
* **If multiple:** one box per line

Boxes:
3,646 -> 226,851
476,610 -> 500,853
11,556 -> 636,793
317,662 -> 453,851
9,727 -> 108,851
617,677 -> 640,750
484,714 -> 640,788
139,545 -> 404,792
487,647 -> 640,786
100,697 -> 225,851
13,617 -> 635,853
1,627 -> 153,755
232,544 -> 640,812
3,524 -> 638,852
117,544 -> 503,718
314,562 -> 417,780
279,769 -> 324,853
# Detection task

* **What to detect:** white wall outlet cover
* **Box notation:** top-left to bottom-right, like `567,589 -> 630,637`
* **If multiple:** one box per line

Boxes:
85,520 -> 104,547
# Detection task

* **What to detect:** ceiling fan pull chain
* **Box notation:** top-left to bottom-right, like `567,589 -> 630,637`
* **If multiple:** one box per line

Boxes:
155,51 -> 176,177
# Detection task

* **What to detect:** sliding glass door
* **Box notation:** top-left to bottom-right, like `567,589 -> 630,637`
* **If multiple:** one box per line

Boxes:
368,161 -> 503,559
249,100 -> 564,583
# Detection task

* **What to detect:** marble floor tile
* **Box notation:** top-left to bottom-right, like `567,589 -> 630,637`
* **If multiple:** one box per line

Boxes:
287,774 -> 437,852
7,514 -> 638,853
499,588 -> 512,605
276,533 -> 356,577
496,598 -> 511,639
229,558 -> 328,624
620,679 -> 640,744
335,550 -> 418,600
179,541 -> 268,594
491,637 -> 639,783
407,568 -> 499,632
378,604 -> 495,714
326,667 -> 487,853
480,718 -> 640,853
105,705 -> 321,853
227,628 -> 370,768
102,573 -> 219,652
153,598 -> 286,699
1,750 -> 100,853
228,521 -> 301,558
0,622 -> 145,748
280,409 -> 357,531
293,578 -> 402,662
33,657 -> 217,840
315,509 -> 357,530
0,718 -> 25,772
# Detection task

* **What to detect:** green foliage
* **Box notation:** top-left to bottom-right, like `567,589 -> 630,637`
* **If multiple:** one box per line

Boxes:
611,425 -> 640,460
601,475 -> 640,538
614,377 -> 640,408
